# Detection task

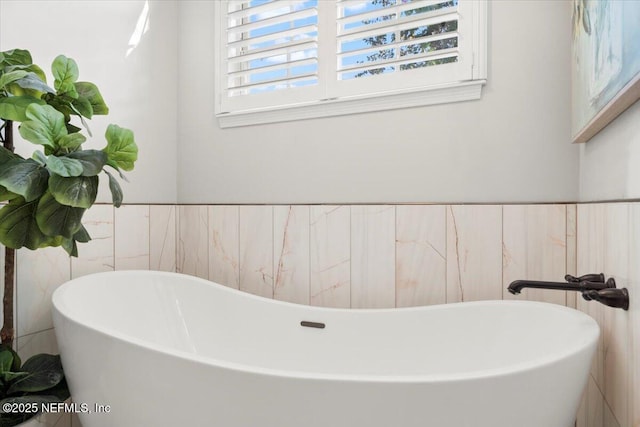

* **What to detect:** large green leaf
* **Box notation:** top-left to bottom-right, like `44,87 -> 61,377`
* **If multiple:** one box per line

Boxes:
65,123 -> 82,135
0,347 -> 25,383
61,238 -> 78,257
0,159 -> 49,202
41,92 -> 73,121
71,95 -> 93,119
3,63 -> 45,81
0,371 -> 27,384
73,224 -> 91,243
0,146 -> 19,165
0,70 -> 28,89
0,186 -> 19,202
5,347 -> 21,372
52,55 -> 78,98
104,170 -> 123,207
57,132 -> 86,151
3,63 -> 46,80
45,156 -> 83,177
7,354 -> 64,394
35,191 -> 85,238
18,103 -> 67,148
75,81 -> 108,115
0,96 -> 45,122
66,150 -> 107,176
48,174 -> 98,208
0,350 -> 13,373
31,150 -> 47,166
10,72 -> 55,95
0,198 -> 50,250
67,102 -> 92,135
0,49 -> 32,67
103,124 -> 137,171
60,224 -> 91,258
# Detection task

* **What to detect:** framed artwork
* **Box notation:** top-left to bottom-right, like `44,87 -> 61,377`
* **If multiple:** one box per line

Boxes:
571,0 -> 640,143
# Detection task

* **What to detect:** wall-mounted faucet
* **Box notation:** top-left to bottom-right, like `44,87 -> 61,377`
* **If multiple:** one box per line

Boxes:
508,273 -> 629,310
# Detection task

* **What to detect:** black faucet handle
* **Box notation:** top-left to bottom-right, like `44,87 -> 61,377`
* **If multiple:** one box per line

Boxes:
565,273 -> 605,283
582,288 -> 629,310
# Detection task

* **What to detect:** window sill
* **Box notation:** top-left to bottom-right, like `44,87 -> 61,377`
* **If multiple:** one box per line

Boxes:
216,79 -> 486,128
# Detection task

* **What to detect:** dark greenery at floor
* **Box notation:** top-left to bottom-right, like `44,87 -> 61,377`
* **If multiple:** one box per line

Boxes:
355,0 -> 458,78
0,49 -> 138,350
0,347 -> 69,427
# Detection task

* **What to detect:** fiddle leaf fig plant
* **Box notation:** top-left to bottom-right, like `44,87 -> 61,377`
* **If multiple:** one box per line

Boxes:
0,48 -> 138,257
0,48 -> 138,350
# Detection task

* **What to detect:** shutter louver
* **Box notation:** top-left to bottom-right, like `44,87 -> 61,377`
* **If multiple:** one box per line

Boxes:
336,0 -> 460,80
225,1 -> 319,97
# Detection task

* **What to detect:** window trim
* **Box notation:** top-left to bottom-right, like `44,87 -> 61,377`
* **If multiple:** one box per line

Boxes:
214,1 -> 488,128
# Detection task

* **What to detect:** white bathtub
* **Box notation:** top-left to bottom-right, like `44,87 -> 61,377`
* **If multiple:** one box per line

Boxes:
52,270 -> 598,427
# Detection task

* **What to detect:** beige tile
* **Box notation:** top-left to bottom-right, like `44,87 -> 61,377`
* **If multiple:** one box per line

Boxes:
585,375 -> 604,427
17,247 -> 70,336
576,204 -> 606,388
446,205 -> 502,302
32,411 -> 71,427
576,382 -> 587,427
209,206 -> 240,289
177,205 -> 209,279
603,402 -> 621,427
114,205 -> 150,270
351,205 -> 395,308
310,206 -> 350,308
503,204 -> 567,305
71,413 -> 83,427
601,306 -> 629,427
150,205 -> 176,272
602,203 -> 631,427
395,205 -> 446,307
16,328 -> 58,361
274,206 -> 310,304
71,205 -> 114,278
577,204 -> 606,274
239,206 -> 273,298
630,203 -> 640,427
567,204 -> 578,308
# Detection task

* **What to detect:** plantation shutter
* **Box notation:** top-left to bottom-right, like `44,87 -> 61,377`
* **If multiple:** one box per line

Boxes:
220,0 -> 323,112
216,1 -> 485,125
330,0 -> 475,98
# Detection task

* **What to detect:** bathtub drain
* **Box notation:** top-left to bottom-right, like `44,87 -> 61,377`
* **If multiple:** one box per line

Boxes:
300,321 -> 325,329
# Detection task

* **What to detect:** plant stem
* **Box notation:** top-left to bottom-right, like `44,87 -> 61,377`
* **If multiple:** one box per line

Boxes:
1,248 -> 14,348
2,119 -> 13,152
1,120 -> 14,348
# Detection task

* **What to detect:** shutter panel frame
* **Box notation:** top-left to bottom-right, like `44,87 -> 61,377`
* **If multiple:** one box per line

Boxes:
214,0 -> 487,127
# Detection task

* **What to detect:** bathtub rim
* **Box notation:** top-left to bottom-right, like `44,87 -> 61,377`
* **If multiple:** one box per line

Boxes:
52,270 -> 600,384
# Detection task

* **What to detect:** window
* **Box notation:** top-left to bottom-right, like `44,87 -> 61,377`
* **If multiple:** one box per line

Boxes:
215,0 -> 487,127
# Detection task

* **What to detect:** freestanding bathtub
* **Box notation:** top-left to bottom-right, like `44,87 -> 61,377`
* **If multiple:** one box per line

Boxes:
52,270 -> 599,427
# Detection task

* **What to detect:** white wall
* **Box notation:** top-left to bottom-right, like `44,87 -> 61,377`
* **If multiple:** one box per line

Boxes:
0,0 -> 178,204
177,0 -> 578,204
579,101 -> 640,201
1,0 -> 582,205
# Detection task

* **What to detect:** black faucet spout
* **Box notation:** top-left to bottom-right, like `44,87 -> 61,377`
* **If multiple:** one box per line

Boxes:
507,279 -> 613,295
507,275 -> 628,311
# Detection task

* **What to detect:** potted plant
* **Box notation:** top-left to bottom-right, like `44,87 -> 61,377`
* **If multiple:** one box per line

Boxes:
0,48 -> 138,425
0,346 -> 69,427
